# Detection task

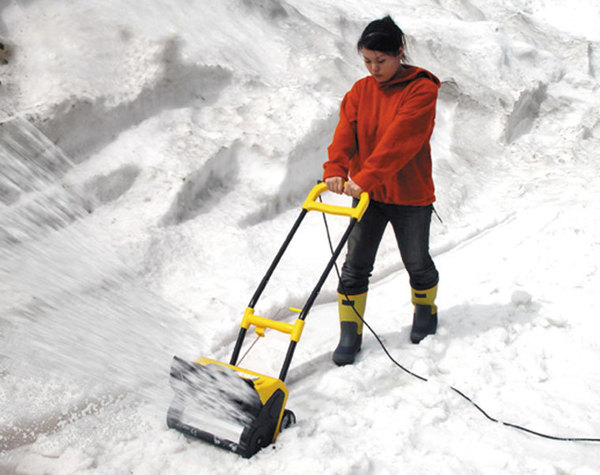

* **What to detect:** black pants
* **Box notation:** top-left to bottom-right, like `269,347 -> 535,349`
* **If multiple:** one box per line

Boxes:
338,200 -> 439,295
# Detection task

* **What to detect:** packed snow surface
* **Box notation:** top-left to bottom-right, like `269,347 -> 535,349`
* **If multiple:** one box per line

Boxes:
1,0 -> 600,473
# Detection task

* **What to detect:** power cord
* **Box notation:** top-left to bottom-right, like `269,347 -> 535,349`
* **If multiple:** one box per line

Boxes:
318,198 -> 600,443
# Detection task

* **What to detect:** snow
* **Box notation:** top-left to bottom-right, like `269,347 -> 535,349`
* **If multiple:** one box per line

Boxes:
1,0 -> 600,473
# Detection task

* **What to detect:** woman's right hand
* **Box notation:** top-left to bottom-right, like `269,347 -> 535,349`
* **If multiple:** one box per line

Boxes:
325,177 -> 345,194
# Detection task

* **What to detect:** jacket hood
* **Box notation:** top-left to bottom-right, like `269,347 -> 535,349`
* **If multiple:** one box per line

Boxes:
377,65 -> 440,89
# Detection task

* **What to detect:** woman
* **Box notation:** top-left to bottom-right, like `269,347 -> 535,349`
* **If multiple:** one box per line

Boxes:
323,15 -> 440,365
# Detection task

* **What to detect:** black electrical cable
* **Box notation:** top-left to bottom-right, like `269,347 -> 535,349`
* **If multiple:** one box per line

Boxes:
318,200 -> 600,443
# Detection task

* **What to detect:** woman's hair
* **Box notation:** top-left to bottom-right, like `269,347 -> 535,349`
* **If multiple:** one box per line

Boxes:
357,15 -> 406,60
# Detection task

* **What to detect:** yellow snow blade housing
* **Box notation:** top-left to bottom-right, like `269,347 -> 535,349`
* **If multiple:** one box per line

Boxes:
167,356 -> 290,457
167,183 -> 369,458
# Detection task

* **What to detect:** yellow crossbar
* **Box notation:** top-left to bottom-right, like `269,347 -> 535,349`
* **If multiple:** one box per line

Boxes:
241,307 -> 305,342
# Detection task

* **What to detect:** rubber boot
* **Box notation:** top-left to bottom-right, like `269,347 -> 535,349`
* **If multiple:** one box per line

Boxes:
410,285 -> 438,344
332,292 -> 367,366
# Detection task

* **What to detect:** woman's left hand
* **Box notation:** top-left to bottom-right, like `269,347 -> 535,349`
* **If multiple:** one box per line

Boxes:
344,180 -> 364,198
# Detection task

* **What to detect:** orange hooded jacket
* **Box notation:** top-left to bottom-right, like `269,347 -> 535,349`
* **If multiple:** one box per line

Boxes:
323,65 -> 440,206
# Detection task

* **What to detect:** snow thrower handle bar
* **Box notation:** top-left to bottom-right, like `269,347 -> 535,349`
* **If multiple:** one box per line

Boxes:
302,181 -> 369,221
229,183 -> 369,381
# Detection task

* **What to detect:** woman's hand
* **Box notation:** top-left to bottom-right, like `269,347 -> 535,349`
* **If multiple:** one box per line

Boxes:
325,177 -> 364,198
325,177 -> 345,194
343,180 -> 363,198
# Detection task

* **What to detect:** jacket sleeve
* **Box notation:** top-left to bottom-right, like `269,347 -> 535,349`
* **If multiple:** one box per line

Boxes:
351,78 -> 438,192
323,84 -> 359,180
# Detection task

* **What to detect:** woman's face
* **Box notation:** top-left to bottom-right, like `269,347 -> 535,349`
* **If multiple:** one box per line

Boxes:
361,48 -> 402,83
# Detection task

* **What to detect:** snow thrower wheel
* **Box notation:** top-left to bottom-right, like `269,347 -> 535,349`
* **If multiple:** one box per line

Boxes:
281,409 -> 296,430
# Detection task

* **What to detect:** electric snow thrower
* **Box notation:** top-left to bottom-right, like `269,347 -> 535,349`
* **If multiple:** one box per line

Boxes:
166,182 -> 369,458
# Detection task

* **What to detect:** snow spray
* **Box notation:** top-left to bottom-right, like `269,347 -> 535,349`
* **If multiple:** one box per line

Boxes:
0,117 -> 202,442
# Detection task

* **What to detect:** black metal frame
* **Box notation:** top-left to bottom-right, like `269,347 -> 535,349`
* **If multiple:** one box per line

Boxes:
228,208 -> 359,382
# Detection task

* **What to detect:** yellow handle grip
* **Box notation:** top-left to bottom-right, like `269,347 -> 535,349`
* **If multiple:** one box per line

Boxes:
302,182 -> 369,221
